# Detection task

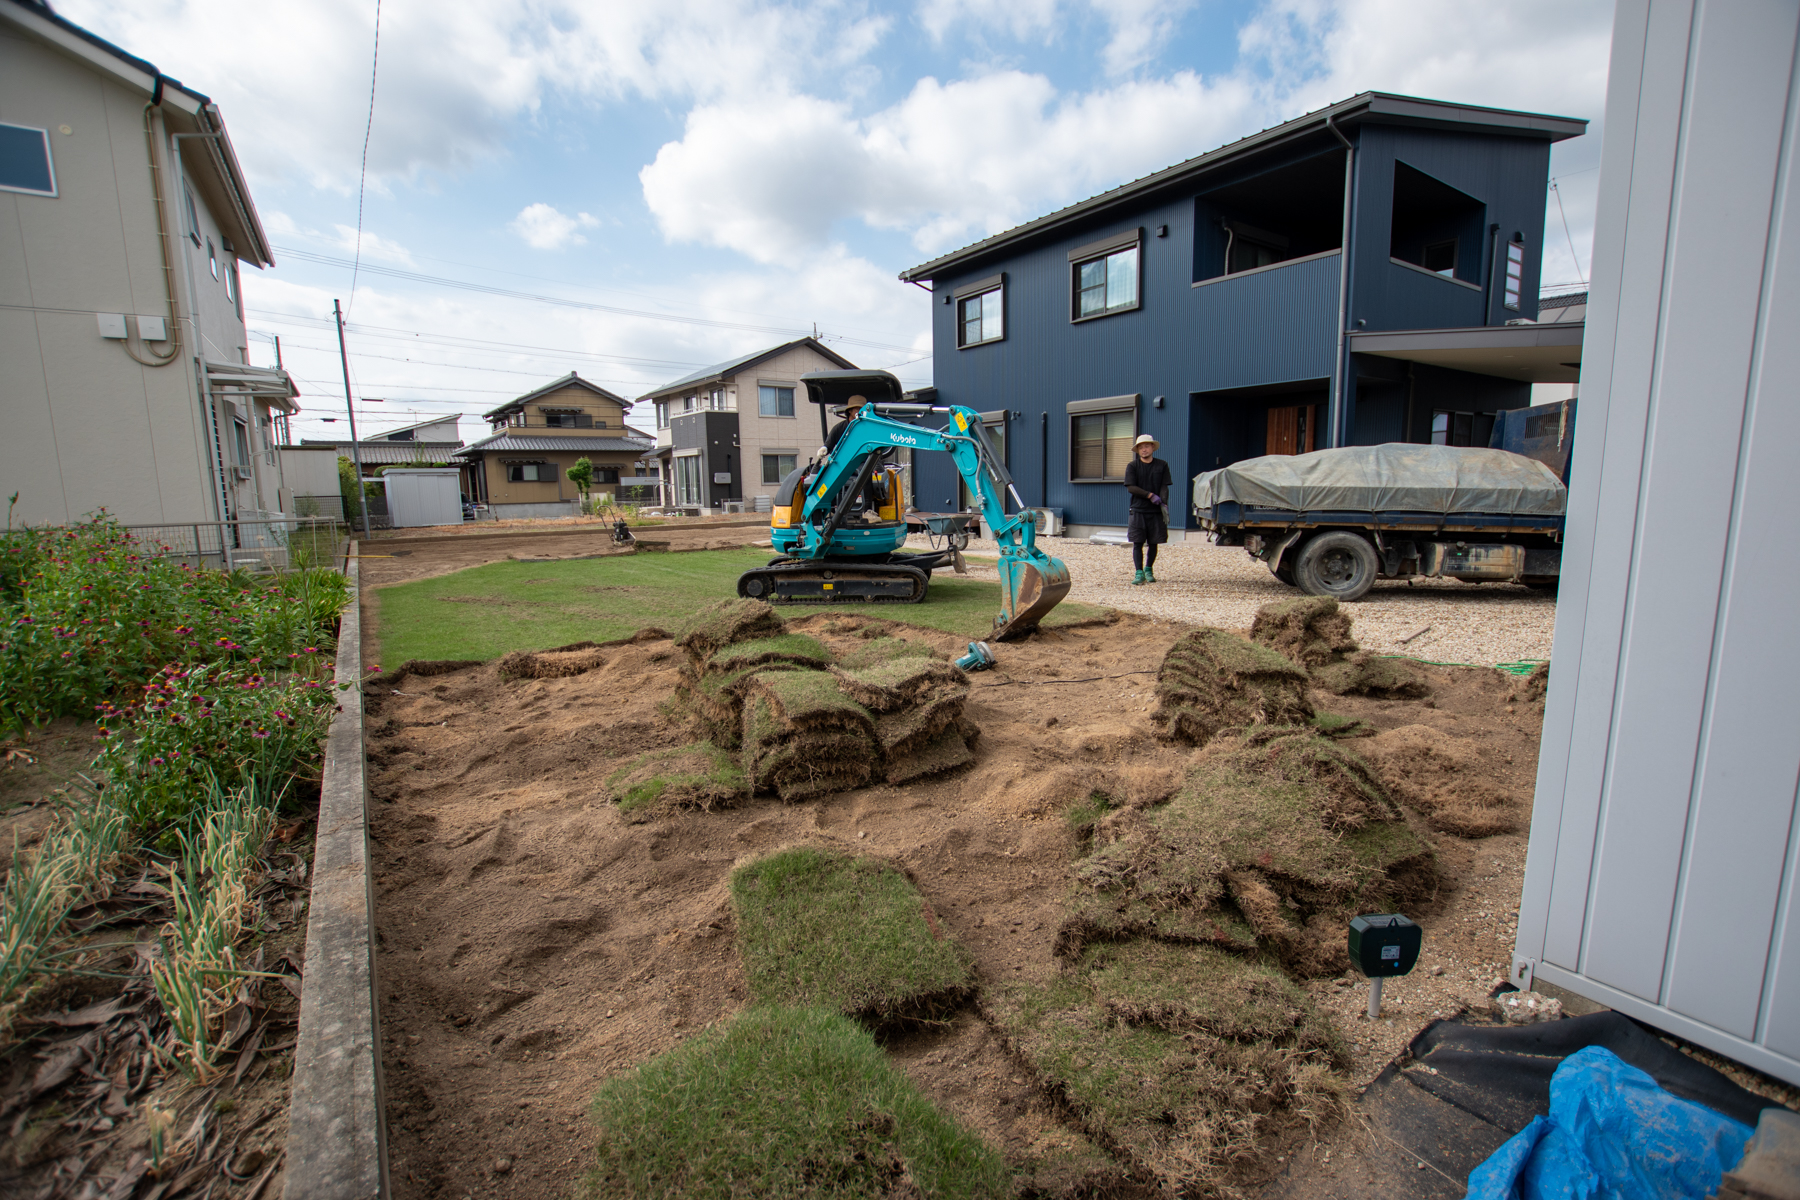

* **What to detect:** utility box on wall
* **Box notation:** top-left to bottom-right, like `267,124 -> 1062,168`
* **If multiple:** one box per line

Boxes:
381,468 -> 462,529
1513,0 -> 1800,1087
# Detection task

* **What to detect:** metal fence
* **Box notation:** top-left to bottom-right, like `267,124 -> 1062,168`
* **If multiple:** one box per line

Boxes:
120,516 -> 347,573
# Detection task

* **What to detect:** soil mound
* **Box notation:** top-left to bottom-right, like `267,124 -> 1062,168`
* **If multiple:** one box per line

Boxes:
1251,596 -> 1358,668
1364,723 -> 1519,837
661,607 -> 978,803
498,645 -> 609,679
1521,661 -> 1550,703
985,940 -> 1344,1195
1059,727 -> 1436,976
603,743 -> 748,818
1149,628 -> 1312,745
1314,652 -> 1432,699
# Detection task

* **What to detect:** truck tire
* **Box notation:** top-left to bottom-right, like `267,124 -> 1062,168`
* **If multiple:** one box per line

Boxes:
1293,532 -> 1379,601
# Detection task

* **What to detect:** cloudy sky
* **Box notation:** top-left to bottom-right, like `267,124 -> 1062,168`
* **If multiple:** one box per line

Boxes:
57,0 -> 1616,443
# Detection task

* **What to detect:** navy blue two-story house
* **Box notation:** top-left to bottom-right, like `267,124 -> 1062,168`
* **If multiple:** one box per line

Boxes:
898,92 -> 1588,536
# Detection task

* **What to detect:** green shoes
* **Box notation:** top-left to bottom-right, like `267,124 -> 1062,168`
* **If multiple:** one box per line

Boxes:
1131,569 -> 1146,585
1144,567 -> 1157,583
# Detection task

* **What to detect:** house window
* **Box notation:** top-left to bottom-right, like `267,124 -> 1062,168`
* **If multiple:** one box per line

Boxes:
233,419 -> 251,467
183,182 -> 201,245
958,415 -> 1007,509
1070,231 -> 1141,321
1504,240 -> 1524,310
1430,410 -> 1496,448
0,122 -> 56,197
953,275 -> 1004,347
674,456 -> 703,505
225,261 -> 238,309
506,463 -> 555,482
655,401 -> 669,428
1224,220 -> 1290,274
761,453 -> 797,484
759,385 -> 795,417
1423,240 -> 1457,277
594,467 -> 620,485
543,412 -> 594,429
682,396 -> 697,414
1067,398 -> 1136,481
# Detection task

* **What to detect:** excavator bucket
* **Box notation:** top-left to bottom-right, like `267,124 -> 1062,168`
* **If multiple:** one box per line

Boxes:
992,549 -> 1072,640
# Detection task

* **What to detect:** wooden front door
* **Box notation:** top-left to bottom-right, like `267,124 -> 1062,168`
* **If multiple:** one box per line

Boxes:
1266,405 -> 1318,456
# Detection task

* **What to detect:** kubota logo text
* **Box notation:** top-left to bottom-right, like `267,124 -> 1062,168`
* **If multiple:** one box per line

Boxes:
889,433 -> 918,445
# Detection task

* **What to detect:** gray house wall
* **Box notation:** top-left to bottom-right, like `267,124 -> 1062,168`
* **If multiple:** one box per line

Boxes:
1514,0 -> 1800,1087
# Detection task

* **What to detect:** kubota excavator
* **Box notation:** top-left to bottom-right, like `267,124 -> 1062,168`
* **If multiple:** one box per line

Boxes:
736,370 -> 1071,640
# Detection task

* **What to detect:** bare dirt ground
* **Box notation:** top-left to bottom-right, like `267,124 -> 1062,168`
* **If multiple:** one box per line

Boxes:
365,610 -> 1545,1198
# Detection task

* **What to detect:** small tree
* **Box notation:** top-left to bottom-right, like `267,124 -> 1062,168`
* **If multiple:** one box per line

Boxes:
568,457 -> 595,513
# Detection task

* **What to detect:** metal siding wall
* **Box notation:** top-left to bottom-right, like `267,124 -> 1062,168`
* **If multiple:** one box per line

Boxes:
1350,127 -> 1553,331
1514,0 -> 1800,1084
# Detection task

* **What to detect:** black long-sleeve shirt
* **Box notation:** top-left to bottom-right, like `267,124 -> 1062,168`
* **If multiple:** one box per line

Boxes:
1123,457 -> 1172,512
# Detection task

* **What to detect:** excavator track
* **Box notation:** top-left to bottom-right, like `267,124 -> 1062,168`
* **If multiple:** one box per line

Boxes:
738,560 -> 930,604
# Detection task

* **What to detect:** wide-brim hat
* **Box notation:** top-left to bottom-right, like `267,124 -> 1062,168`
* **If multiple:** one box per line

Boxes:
1133,434 -> 1159,450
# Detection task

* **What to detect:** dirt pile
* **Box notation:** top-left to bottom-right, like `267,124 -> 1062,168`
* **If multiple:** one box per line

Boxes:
1149,627 -> 1313,744
1521,661 -> 1550,703
1059,726 -> 1437,977
628,601 -> 977,805
1314,652 -> 1432,699
1363,723 -> 1520,837
985,941 -> 1344,1196
1251,596 -> 1358,667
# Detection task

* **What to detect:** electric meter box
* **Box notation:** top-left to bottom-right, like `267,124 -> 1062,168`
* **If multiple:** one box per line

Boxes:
1348,913 -> 1422,978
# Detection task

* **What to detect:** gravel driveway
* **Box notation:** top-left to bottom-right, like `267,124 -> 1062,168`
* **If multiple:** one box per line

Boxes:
910,534 -> 1557,666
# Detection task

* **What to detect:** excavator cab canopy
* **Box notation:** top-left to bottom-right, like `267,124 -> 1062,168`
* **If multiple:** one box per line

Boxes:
802,369 -> 908,442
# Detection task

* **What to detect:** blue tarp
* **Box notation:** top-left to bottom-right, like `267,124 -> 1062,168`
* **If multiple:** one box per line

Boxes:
1466,1046 -> 1753,1200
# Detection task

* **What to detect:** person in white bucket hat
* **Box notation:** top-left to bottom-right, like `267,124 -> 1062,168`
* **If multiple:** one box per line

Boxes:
1123,433 -> 1172,584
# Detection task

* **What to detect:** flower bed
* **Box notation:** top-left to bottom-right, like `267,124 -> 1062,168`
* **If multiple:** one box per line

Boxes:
0,514 -> 350,1188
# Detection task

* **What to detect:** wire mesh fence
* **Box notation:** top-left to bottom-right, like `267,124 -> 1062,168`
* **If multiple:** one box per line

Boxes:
119,517 -> 348,573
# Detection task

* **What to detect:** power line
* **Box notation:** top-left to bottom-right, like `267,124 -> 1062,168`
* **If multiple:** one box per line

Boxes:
271,246 -> 919,353
347,0 -> 383,315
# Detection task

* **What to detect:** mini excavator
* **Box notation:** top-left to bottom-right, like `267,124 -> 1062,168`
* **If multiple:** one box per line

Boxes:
736,370 -> 1072,640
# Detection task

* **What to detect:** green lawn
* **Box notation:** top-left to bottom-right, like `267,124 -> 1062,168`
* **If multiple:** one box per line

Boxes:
373,547 -> 1107,663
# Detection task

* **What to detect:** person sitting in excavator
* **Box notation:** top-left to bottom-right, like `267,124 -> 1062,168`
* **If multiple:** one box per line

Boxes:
819,393 -> 889,519
1124,433 -> 1171,585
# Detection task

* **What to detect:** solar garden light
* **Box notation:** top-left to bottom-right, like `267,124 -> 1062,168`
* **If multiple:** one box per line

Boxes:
1349,913 -> 1422,1019
955,641 -> 996,672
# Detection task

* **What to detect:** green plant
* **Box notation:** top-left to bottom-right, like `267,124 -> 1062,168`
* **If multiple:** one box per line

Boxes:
567,457 -> 594,503
585,1007 -> 1008,1200
150,779 -> 274,1080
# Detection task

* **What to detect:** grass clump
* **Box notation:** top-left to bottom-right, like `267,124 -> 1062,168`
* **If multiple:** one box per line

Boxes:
730,847 -> 974,1023
603,743 -> 748,817
1314,653 -> 1431,699
984,943 -> 1344,1196
1149,628 -> 1312,746
1250,596 -> 1358,668
1059,727 -> 1435,976
1311,711 -> 1375,738
585,1006 -> 1008,1200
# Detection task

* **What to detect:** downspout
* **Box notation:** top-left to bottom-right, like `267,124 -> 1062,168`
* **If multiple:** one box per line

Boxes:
1040,411 -> 1049,508
1325,113 -> 1355,448
1482,223 -> 1502,325
130,95 -> 181,367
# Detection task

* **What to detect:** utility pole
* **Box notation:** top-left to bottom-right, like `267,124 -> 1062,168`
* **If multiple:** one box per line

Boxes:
334,299 -> 373,538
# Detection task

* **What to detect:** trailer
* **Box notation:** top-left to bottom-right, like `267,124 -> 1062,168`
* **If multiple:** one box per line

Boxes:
1192,441 -> 1567,601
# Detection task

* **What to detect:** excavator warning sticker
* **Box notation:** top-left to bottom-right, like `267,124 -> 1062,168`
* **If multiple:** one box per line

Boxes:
817,484 -> 828,497
954,412 -> 969,431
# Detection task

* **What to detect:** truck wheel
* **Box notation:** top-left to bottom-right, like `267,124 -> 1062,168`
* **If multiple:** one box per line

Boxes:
1294,532 -> 1379,601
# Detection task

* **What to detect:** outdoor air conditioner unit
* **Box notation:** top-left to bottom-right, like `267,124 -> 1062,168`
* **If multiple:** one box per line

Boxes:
232,465 -> 253,481
1030,507 -> 1065,536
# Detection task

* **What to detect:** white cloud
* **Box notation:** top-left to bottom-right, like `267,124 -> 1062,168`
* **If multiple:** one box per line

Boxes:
510,204 -> 601,249
644,0 -> 1612,269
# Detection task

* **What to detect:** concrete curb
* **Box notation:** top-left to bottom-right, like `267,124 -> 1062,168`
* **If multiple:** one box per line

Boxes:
285,550 -> 389,1199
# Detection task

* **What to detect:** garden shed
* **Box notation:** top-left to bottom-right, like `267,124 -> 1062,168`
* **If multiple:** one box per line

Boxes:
381,468 -> 462,529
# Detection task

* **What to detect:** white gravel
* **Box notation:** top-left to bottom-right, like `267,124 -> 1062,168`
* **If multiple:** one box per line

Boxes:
909,533 -> 1557,666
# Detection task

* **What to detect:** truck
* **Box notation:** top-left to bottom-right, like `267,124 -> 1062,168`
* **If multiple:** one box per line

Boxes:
738,370 -> 1072,639
1192,398 -> 1576,602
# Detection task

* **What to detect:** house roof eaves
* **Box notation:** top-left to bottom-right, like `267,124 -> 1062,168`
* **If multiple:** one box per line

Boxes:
454,434 -> 655,456
0,0 -> 276,267
481,373 -> 629,420
898,91 -> 1588,283
638,337 -> 858,401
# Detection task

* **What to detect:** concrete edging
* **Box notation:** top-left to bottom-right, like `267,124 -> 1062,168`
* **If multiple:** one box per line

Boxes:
285,550 -> 388,1198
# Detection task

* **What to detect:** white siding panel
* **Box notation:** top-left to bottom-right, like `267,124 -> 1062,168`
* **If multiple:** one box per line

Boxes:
1516,0 -> 1800,1085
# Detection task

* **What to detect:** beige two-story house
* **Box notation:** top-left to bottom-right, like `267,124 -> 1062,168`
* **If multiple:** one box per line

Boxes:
456,374 -> 654,517
640,337 -> 856,512
1,0 -> 301,534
